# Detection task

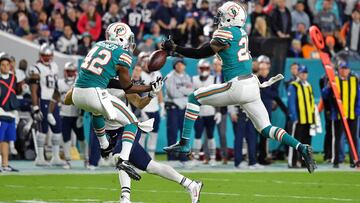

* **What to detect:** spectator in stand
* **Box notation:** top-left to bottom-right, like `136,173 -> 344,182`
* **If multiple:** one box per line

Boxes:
198,0 -> 213,38
315,0 -> 340,21
270,0 -> 292,38
291,0 -> 310,32
52,17 -> 64,42
149,23 -> 165,50
340,8 -> 360,53
77,32 -> 93,56
101,2 -> 121,40
284,62 -> 299,90
96,0 -> 109,16
138,0 -> 158,35
288,39 -> 304,58
34,25 -> 55,47
263,0 -> 276,15
0,11 -> 15,33
122,0 -> 143,41
178,0 -> 198,24
154,0 -> 178,36
250,1 -> 268,34
77,2 -> 102,41
137,34 -> 156,53
314,0 -> 340,34
15,14 -> 36,41
13,0 -> 30,26
29,0 -> 43,28
342,0 -> 358,22
302,37 -> 320,59
38,11 -> 48,27
64,7 -> 79,35
174,12 -> 203,48
56,25 -> 78,54
324,35 -> 337,58
45,0 -> 65,16
251,16 -> 272,37
292,22 -> 308,45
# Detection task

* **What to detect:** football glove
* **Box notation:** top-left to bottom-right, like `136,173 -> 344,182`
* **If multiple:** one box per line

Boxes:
149,77 -> 165,98
31,105 -> 43,121
161,36 -> 176,52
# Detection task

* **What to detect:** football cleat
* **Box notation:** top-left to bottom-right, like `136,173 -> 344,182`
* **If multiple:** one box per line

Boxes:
63,160 -> 71,170
116,158 -> 141,181
50,157 -> 66,166
187,180 -> 203,203
209,159 -> 217,167
2,165 -> 19,172
163,138 -> 191,154
299,144 -> 317,173
120,196 -> 131,203
34,158 -> 50,167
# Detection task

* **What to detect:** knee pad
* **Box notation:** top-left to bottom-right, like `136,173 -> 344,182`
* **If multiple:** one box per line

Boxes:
188,93 -> 201,106
51,133 -> 62,146
36,133 -> 46,147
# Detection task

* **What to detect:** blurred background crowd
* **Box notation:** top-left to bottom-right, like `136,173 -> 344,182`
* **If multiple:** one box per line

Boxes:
0,0 -> 360,172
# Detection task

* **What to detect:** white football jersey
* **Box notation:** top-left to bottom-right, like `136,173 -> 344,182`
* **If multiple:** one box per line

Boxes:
28,61 -> 59,101
141,71 -> 162,113
192,75 -> 216,117
58,78 -> 80,117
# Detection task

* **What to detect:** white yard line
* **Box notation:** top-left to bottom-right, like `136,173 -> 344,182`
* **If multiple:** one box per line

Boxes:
254,194 -> 353,202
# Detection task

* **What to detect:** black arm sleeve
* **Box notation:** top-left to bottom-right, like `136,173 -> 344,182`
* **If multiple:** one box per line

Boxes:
175,43 -> 215,59
107,79 -> 123,89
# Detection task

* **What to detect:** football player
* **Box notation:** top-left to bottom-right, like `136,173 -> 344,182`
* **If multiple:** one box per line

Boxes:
162,1 -> 316,173
49,62 -> 89,169
28,44 -> 65,167
71,22 -> 162,180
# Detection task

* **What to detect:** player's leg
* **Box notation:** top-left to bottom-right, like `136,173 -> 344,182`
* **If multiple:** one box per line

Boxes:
49,104 -> 65,166
193,117 -> 204,162
62,116 -> 72,169
241,98 -> 316,173
72,117 -> 89,167
34,100 -> 51,166
146,112 -> 160,159
164,82 -> 234,153
204,116 -> 216,166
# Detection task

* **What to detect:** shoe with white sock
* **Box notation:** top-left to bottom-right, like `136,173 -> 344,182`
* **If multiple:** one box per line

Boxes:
235,161 -> 248,169
186,180 -> 203,203
63,160 -> 71,169
50,157 -> 66,166
34,157 -> 50,166
209,159 -> 217,167
248,163 -> 264,170
120,196 -> 131,203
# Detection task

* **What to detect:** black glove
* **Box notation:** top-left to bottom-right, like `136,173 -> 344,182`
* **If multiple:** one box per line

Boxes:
161,36 -> 176,52
31,105 -> 43,122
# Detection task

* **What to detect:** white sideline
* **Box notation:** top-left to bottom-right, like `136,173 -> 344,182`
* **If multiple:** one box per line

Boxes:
4,185 -> 356,202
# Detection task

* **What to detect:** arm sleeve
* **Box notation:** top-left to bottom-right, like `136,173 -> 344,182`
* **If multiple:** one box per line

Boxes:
288,85 -> 298,122
113,50 -> 133,70
212,27 -> 233,45
175,43 -> 215,59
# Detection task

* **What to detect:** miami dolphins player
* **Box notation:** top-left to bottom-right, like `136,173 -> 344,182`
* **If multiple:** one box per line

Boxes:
72,22 -> 163,180
162,1 -> 316,173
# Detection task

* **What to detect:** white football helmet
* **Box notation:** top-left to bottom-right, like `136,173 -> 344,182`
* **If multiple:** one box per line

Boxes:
105,22 -> 136,52
64,62 -> 77,81
39,43 -> 54,65
197,59 -> 211,77
215,1 -> 247,28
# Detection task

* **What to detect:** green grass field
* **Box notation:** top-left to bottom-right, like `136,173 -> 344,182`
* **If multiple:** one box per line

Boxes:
1,171 -> 360,203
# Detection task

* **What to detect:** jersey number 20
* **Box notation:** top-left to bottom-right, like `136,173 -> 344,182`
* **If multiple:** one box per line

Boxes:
81,46 -> 111,75
238,37 -> 250,62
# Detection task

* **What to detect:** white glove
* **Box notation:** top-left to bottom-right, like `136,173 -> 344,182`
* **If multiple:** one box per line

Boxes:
47,113 -> 56,126
214,112 -> 222,124
160,102 -> 166,118
31,105 -> 43,121
149,77 -> 165,98
76,116 -> 84,128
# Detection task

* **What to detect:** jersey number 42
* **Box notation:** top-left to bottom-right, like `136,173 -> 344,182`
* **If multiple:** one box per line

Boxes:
81,46 -> 111,75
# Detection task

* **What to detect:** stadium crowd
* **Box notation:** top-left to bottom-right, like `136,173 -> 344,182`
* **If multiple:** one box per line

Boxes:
0,0 -> 360,172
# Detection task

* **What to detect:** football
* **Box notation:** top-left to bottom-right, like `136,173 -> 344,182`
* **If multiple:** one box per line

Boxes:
148,50 -> 167,72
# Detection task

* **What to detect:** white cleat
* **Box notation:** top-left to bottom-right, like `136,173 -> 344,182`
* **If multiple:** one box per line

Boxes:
34,158 -> 50,167
187,180 -> 203,203
248,163 -> 265,170
63,161 -> 71,169
50,157 -> 66,166
120,196 -> 131,203
209,159 -> 217,167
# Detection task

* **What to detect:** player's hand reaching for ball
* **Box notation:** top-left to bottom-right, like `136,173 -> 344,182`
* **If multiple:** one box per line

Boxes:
149,77 -> 166,98
161,36 -> 176,52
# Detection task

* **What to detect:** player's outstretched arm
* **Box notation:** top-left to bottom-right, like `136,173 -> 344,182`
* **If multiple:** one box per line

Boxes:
126,94 -> 151,109
116,64 -> 152,94
162,37 -> 229,59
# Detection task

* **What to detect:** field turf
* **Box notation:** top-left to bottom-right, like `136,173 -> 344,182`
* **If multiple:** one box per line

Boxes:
1,171 -> 360,203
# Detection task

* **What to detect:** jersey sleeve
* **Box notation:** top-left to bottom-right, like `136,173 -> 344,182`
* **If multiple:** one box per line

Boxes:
212,27 -> 234,45
28,64 -> 41,76
113,49 -> 133,69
